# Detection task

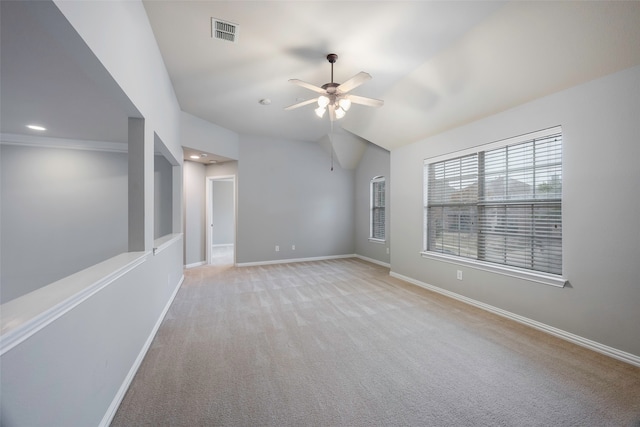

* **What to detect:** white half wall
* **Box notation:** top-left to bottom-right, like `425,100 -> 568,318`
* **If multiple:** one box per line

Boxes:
0,238 -> 183,427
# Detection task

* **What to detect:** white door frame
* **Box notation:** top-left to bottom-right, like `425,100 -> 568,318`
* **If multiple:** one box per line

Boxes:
205,175 -> 236,265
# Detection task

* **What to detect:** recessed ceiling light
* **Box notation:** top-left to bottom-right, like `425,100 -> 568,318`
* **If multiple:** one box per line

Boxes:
190,155 -> 200,159
26,124 -> 46,131
209,160 -> 217,163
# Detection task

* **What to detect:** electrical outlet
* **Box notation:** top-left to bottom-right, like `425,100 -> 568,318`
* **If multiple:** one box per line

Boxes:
275,245 -> 279,252
292,245 -> 296,250
457,270 -> 463,280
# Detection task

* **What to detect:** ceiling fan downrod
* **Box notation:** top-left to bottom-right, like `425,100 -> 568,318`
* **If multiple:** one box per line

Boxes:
327,53 -> 338,83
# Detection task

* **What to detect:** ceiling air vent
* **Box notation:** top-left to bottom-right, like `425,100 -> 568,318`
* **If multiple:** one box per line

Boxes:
212,18 -> 238,43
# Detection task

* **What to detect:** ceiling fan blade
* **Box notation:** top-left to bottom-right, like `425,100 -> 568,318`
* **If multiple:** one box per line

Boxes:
289,79 -> 326,94
284,97 -> 318,111
336,72 -> 371,94
347,94 -> 384,108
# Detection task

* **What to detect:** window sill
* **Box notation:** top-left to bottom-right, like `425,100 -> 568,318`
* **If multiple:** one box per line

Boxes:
368,238 -> 386,244
420,251 -> 567,288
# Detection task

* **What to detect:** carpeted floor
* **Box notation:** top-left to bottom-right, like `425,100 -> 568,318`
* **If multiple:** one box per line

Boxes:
111,258 -> 640,426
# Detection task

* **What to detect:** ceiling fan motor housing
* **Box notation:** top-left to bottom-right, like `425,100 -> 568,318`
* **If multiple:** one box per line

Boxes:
321,82 -> 339,93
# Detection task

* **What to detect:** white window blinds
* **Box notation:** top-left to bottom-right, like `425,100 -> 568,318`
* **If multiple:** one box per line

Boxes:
424,130 -> 562,276
371,177 -> 386,240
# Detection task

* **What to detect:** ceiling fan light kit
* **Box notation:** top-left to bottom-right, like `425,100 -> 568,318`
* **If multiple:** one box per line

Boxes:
285,53 -> 383,122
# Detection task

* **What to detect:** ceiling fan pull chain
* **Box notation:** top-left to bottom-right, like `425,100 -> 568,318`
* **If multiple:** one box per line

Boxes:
331,149 -> 334,172
330,121 -> 334,171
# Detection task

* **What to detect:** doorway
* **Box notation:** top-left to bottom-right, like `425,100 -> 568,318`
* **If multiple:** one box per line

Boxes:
205,175 -> 236,266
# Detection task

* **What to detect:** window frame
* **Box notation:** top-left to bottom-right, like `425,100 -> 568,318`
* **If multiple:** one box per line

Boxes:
421,127 -> 566,288
369,176 -> 386,243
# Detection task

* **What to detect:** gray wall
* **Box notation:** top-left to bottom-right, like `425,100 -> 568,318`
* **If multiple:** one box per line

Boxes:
154,153 -> 173,239
390,64 -> 640,358
1,1 -> 185,425
180,111 -> 239,161
183,160 -> 205,266
207,160 -> 238,178
0,144 -> 128,303
355,143 -> 390,264
236,135 -> 355,263
211,180 -> 234,245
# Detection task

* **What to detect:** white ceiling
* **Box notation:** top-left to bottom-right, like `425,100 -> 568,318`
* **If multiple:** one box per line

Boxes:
2,1 -> 640,159
143,1 -> 640,151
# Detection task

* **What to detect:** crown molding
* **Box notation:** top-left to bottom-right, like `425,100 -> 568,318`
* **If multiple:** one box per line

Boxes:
0,133 -> 128,153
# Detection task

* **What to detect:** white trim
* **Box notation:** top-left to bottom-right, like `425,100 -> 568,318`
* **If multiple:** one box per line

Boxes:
236,254 -> 356,267
355,254 -> 390,268
99,274 -> 184,427
211,243 -> 234,248
389,271 -> 640,368
0,133 -> 128,153
420,251 -> 567,288
0,252 -> 148,355
368,238 -> 386,244
153,233 -> 183,255
185,261 -> 206,269
206,175 -> 237,266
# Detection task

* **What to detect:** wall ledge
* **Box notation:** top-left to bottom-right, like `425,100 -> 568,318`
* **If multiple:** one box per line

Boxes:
0,252 -> 148,355
153,233 -> 183,255
389,271 -> 640,368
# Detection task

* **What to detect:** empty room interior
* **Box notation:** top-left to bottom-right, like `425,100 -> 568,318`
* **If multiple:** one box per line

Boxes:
1,1 -> 640,426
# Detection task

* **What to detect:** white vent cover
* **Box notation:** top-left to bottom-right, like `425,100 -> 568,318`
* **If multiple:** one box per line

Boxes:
211,18 -> 238,43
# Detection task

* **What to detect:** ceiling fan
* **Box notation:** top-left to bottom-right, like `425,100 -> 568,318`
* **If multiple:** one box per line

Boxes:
285,53 -> 384,121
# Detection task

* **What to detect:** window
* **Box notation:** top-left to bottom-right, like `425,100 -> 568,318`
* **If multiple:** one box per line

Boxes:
370,176 -> 386,241
423,128 -> 563,284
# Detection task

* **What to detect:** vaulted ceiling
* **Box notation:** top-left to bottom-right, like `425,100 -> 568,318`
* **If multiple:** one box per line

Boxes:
2,1 -> 640,158
143,1 -> 640,151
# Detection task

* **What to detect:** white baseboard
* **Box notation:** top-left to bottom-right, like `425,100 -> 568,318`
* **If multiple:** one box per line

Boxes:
354,254 -> 391,268
236,254 -> 356,267
100,274 -> 184,427
185,261 -> 206,269
390,271 -> 640,368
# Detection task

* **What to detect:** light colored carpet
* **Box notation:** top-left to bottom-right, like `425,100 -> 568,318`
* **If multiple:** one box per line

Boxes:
112,258 -> 640,426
